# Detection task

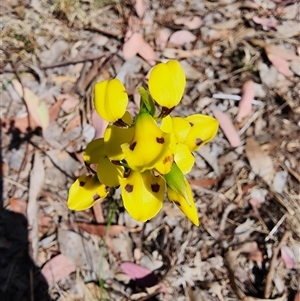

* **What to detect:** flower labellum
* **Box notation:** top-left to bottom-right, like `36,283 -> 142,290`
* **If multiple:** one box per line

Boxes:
120,170 -> 165,222
122,112 -> 170,172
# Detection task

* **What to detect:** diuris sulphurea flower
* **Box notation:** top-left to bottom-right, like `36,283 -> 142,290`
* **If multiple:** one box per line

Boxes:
67,60 -> 219,227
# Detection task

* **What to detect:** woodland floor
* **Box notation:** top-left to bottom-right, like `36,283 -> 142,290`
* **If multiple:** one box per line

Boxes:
1,1 -> 300,301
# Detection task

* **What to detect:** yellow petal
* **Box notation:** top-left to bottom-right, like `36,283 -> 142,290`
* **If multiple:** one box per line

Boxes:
97,157 -> 124,187
174,143 -> 195,174
148,60 -> 186,109
171,117 -> 191,143
167,178 -> 199,226
185,114 -> 219,151
104,112 -> 134,160
68,175 -> 108,211
120,170 -> 165,222
84,138 -> 105,164
122,112 -> 170,172
160,115 -> 173,133
94,79 -> 128,122
154,148 -> 174,175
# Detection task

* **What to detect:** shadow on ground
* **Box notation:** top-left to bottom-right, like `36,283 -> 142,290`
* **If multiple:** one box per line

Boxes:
0,209 -> 50,301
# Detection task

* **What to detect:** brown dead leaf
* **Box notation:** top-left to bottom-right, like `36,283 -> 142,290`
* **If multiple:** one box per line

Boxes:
41,254 -> 76,286
169,30 -> 196,45
245,137 -> 274,183
237,80 -> 255,121
174,16 -> 203,29
12,80 -> 49,133
135,0 -> 146,18
212,108 -> 241,147
189,177 -> 221,188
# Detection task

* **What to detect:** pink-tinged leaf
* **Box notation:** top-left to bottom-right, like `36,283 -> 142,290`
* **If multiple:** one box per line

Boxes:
281,245 -> 295,269
156,28 -> 171,50
237,80 -> 255,121
42,254 -> 76,285
135,0 -> 146,18
212,108 -> 241,147
123,32 -> 144,60
120,262 -> 152,280
174,16 -> 203,29
265,44 -> 299,61
120,262 -> 159,287
252,16 -> 278,30
267,53 -> 293,77
137,40 -> 157,66
58,94 -> 80,112
12,80 -> 49,133
91,109 -> 108,139
169,30 -> 196,45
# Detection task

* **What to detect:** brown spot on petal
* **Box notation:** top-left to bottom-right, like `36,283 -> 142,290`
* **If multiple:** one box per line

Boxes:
173,201 -> 181,207
163,155 -> 174,164
156,137 -> 165,144
189,122 -> 194,126
79,181 -> 86,187
151,183 -> 160,193
93,194 -> 101,201
129,141 -> 137,151
125,184 -> 134,193
195,138 -> 202,146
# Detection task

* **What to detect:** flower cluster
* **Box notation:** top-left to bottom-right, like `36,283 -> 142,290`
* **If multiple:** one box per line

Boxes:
67,60 -> 218,226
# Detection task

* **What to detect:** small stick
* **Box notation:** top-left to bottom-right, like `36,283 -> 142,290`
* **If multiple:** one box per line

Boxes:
40,54 -> 105,69
264,231 -> 291,299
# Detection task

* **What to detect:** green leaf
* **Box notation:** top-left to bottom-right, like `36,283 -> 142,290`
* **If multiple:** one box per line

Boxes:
138,86 -> 156,116
164,163 -> 190,206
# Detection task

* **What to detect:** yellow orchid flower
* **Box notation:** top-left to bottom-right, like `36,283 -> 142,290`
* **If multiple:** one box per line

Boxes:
94,79 -> 128,122
185,114 -> 219,151
122,112 -> 170,172
104,112 -> 134,161
148,60 -> 186,111
120,170 -> 165,222
97,157 -> 124,187
68,175 -> 108,211
167,178 -> 199,226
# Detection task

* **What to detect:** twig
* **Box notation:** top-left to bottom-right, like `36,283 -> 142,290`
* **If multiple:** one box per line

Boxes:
40,54 -> 105,69
264,231 -> 291,299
